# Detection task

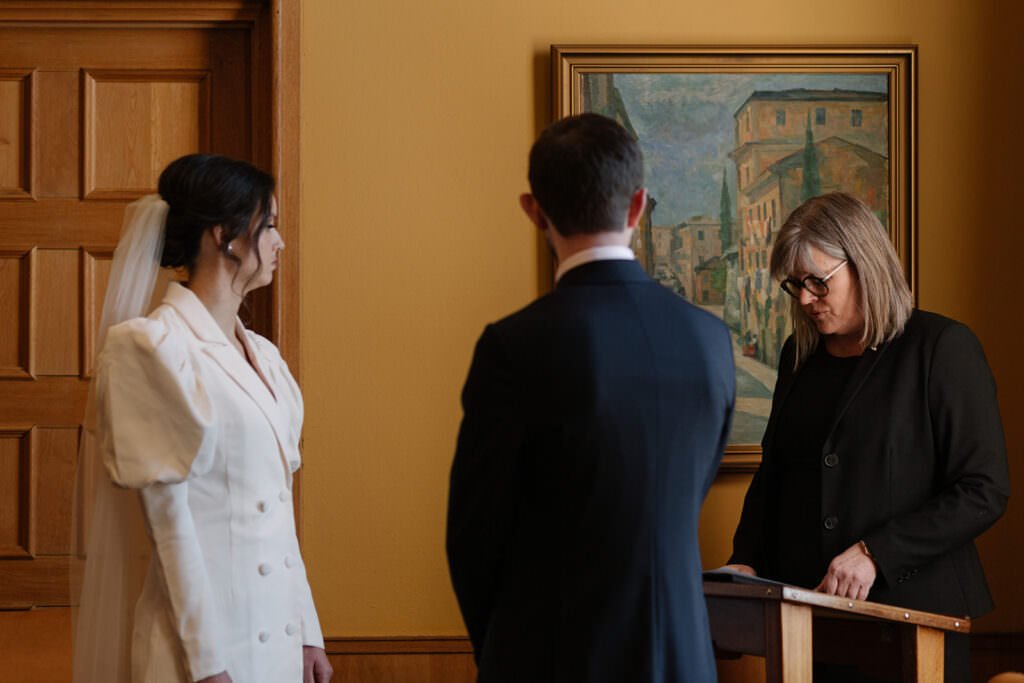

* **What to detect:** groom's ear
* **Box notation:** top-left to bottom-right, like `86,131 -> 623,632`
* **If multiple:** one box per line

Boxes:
625,188 -> 647,229
519,193 -> 551,232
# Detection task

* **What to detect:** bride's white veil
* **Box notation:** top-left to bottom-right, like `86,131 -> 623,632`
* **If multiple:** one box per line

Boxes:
71,194 -> 169,682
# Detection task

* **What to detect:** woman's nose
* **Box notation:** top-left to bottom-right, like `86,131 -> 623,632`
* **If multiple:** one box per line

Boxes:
798,288 -> 817,305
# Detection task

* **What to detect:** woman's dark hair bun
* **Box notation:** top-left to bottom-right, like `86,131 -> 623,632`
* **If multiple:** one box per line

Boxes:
157,154 -> 275,272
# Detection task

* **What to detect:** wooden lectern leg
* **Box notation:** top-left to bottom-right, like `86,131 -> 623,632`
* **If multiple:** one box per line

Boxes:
901,624 -> 944,683
765,602 -> 813,683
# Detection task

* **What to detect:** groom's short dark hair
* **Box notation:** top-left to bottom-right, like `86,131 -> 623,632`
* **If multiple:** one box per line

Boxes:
527,113 -> 643,236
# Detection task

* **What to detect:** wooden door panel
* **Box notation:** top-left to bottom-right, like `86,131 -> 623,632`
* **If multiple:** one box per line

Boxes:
0,26 -> 241,71
0,248 -> 32,378
81,248 -> 113,378
31,427 -> 80,557
0,556 -> 71,607
0,380 -> 87,425
207,31 -> 252,160
84,69 -> 211,198
0,428 -> 31,559
34,70 -> 80,199
0,69 -> 31,197
2,203 -> 147,246
34,249 -> 80,376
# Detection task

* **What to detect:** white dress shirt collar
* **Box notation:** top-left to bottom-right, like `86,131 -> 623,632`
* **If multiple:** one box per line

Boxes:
555,245 -> 635,283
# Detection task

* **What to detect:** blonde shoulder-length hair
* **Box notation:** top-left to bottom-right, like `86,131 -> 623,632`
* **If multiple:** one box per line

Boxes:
770,192 -> 913,369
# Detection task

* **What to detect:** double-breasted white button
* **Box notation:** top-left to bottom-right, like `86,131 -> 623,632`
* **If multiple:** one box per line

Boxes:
279,489 -> 291,503
258,631 -> 270,643
258,563 -> 272,576
284,555 -> 295,569
285,623 -> 299,636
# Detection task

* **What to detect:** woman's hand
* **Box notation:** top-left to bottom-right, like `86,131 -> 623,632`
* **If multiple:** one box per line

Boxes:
721,564 -> 757,577
304,645 -> 334,683
815,541 -> 876,600
196,673 -> 232,683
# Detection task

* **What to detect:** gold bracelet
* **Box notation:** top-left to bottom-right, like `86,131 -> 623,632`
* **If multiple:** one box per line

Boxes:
859,540 -> 873,558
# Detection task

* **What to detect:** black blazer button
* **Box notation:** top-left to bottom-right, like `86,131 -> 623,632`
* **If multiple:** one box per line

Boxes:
823,515 -> 838,530
824,453 -> 839,467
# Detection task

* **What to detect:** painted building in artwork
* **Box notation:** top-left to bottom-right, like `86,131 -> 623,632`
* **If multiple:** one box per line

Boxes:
694,255 -> 726,306
732,89 -> 888,186
722,246 -> 742,331
730,89 -> 889,367
650,224 -> 680,292
672,215 -> 723,300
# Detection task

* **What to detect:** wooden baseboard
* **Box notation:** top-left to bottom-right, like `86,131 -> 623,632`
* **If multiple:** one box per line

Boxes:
0,620 -> 479,683
324,636 -> 477,682
0,614 -> 1020,683
325,636 -> 473,654
325,634 -> 1024,683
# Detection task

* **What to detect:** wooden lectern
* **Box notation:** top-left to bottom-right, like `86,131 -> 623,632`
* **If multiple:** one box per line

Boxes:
704,580 -> 970,682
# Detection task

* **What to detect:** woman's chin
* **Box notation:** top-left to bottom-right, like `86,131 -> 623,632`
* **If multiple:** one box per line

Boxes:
243,272 -> 274,296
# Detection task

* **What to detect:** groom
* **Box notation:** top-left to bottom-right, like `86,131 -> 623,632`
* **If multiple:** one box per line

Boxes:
447,113 -> 735,682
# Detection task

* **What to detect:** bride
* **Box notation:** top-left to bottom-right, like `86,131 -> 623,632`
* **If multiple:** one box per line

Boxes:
73,154 -> 332,683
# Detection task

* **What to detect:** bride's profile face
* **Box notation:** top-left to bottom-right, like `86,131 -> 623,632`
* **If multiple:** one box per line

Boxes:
233,195 -> 283,295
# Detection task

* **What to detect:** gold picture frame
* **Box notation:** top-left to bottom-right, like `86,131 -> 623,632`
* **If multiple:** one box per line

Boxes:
552,45 -> 917,472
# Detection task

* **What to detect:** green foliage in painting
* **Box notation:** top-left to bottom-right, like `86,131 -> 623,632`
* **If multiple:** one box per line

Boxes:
800,112 -> 821,201
711,258 -> 727,293
719,171 -> 733,250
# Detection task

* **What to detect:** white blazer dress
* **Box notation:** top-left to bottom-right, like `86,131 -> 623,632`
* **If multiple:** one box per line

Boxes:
95,282 -> 324,682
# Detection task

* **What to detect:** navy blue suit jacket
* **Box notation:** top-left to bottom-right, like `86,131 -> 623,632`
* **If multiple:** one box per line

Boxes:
447,259 -> 735,683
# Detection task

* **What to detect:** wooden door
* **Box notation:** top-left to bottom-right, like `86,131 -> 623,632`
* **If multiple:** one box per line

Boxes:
0,3 -> 298,679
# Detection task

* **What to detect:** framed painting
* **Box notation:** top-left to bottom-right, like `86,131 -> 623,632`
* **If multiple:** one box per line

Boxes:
552,45 -> 916,471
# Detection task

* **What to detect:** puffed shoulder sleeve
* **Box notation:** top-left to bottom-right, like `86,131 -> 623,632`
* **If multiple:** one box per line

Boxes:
247,331 -> 304,472
96,318 -> 218,487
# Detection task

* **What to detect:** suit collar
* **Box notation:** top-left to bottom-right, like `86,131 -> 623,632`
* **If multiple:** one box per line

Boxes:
161,282 -> 293,482
555,258 -> 651,288
161,281 -> 233,345
160,284 -> 275,407
555,245 -> 634,282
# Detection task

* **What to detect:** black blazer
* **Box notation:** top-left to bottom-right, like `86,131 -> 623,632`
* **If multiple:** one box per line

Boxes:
447,260 -> 735,683
731,310 -> 1009,618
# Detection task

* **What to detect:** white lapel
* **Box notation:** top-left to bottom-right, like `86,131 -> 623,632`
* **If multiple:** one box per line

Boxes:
161,283 -> 291,479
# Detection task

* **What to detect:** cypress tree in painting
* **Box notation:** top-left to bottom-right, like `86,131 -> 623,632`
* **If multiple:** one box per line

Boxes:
801,111 -> 821,201
719,170 -> 733,250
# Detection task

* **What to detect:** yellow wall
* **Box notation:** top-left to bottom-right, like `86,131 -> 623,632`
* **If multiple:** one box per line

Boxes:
301,0 -> 1024,636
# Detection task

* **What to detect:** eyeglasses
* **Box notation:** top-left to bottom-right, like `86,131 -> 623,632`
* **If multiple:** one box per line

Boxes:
780,260 -> 847,299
